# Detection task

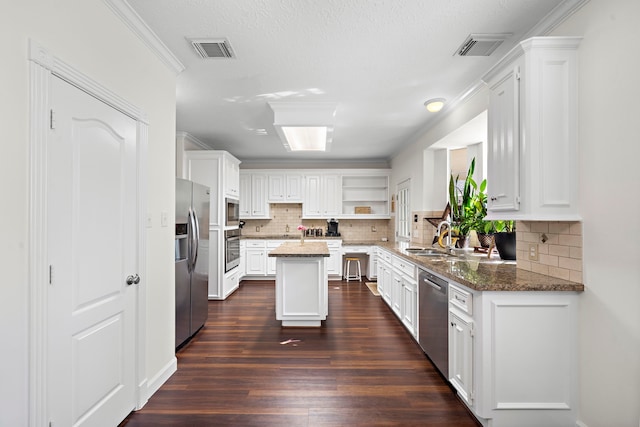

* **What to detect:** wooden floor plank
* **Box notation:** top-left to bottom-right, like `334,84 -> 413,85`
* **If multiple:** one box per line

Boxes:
120,280 -> 479,426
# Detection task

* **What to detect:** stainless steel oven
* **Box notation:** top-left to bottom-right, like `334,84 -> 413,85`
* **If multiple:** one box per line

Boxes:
224,228 -> 241,272
225,198 -> 240,227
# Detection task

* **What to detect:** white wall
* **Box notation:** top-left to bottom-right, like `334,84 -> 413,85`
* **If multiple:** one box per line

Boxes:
392,1 -> 640,425
550,1 -> 640,425
0,1 -> 177,424
390,86 -> 489,213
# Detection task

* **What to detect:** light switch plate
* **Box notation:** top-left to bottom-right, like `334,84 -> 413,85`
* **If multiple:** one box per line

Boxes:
160,211 -> 168,227
146,213 -> 153,228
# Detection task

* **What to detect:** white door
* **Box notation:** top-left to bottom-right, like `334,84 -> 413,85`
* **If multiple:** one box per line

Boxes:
47,76 -> 138,427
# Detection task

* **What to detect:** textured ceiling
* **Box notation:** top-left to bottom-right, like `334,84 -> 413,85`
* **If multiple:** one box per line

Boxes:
128,0 -> 567,164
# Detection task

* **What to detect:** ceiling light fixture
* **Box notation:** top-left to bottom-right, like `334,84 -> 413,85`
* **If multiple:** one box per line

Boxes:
424,98 -> 446,113
268,102 -> 337,152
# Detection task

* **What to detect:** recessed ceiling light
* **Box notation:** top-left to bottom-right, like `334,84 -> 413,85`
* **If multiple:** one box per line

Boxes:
268,102 -> 337,152
424,98 -> 446,113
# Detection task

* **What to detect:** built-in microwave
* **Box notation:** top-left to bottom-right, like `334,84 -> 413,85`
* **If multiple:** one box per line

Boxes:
225,198 -> 240,227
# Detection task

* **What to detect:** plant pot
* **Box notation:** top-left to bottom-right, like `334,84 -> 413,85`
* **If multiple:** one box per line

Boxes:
477,233 -> 494,248
455,235 -> 470,249
494,232 -> 516,260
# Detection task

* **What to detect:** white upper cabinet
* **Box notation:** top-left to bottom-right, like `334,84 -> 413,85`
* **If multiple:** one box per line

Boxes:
303,173 -> 341,218
239,171 -> 270,219
224,155 -> 240,199
483,37 -> 581,220
184,150 -> 241,226
267,172 -> 303,202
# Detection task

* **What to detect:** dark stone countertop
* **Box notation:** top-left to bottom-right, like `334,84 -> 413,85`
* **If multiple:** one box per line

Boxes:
377,242 -> 584,292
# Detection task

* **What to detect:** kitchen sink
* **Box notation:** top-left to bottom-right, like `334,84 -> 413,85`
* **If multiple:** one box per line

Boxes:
406,248 -> 452,257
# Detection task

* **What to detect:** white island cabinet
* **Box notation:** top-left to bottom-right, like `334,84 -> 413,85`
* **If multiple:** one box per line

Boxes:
268,241 -> 330,327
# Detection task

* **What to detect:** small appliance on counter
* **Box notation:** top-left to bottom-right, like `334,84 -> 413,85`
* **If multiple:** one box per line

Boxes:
326,218 -> 340,237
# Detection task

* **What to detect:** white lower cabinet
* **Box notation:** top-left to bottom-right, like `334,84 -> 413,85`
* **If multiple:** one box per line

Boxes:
449,307 -> 474,406
374,248 -> 580,427
447,281 -> 580,427
266,241 -> 284,275
223,268 -> 240,299
244,241 -> 267,276
401,276 -> 417,337
376,248 -> 417,339
241,239 -> 341,279
391,272 -> 402,316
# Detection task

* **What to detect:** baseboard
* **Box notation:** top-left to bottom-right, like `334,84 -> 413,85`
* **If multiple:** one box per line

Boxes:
145,356 -> 177,403
576,420 -> 588,427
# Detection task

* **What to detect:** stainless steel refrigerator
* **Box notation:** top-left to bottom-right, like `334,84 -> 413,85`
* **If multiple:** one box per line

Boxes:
175,178 -> 210,349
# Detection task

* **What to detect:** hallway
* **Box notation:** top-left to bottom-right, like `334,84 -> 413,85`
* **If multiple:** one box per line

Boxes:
121,280 -> 479,426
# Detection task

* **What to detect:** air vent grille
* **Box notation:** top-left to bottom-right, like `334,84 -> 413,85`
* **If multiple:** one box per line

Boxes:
190,38 -> 235,59
455,33 -> 511,57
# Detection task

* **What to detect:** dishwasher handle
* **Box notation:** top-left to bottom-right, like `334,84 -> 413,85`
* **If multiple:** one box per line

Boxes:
419,268 -> 448,294
423,277 -> 443,291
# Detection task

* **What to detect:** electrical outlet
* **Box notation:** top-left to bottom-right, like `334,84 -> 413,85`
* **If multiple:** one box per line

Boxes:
256,226 -> 260,232
160,211 -> 168,227
528,243 -> 539,261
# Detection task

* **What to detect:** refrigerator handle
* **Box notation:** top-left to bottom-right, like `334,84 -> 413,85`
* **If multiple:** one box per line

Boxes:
191,208 -> 200,270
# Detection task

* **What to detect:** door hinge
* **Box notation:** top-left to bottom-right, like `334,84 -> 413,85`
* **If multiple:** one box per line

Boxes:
50,109 -> 56,129
49,265 -> 53,285
470,328 -> 475,337
515,66 -> 521,81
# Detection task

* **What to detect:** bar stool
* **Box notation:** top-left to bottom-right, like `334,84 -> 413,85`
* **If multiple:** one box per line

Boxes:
344,257 -> 362,282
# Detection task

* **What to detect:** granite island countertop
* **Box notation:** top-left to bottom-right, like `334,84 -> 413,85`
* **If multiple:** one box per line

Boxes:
268,241 -> 330,257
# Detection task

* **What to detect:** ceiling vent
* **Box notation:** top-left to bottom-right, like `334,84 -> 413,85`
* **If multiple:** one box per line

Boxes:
190,38 -> 235,59
455,33 -> 511,57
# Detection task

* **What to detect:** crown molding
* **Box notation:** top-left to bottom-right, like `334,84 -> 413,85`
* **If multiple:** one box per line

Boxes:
524,0 -> 591,38
176,131 -> 210,149
102,0 -> 185,75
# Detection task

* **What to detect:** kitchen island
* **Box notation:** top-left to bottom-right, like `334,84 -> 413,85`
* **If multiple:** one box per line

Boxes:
268,241 -> 330,327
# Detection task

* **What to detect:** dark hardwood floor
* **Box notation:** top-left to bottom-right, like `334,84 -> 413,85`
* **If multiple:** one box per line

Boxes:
120,280 -> 480,426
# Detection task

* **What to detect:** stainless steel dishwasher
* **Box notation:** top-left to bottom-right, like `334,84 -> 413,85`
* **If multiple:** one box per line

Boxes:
418,267 -> 449,378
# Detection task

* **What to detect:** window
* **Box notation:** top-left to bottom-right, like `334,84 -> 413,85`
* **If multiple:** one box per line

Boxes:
397,179 -> 410,241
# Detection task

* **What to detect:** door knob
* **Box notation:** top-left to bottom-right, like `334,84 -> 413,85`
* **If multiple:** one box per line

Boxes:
126,274 -> 140,285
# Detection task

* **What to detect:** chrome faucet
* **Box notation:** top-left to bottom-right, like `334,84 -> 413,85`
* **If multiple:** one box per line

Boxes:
436,217 -> 452,249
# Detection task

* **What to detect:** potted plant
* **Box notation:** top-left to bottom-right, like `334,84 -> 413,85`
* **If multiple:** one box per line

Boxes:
492,220 -> 516,260
449,158 -> 485,248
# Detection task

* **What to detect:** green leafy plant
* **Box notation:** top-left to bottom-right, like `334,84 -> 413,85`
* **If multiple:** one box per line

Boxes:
448,158 -> 486,238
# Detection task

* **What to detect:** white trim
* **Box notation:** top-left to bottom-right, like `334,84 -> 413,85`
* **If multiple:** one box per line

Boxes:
523,0 -> 591,38
576,420 -> 589,427
177,131 -> 210,150
28,46 -> 50,427
28,40 -> 149,426
135,121 -> 149,409
102,0 -> 185,75
145,357 -> 178,399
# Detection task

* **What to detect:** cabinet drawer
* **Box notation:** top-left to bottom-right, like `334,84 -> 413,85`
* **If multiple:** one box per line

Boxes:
343,245 -> 369,254
449,284 -> 472,315
392,256 -> 415,279
245,240 -> 266,248
267,240 -> 285,249
325,240 -> 342,249
378,249 -> 392,263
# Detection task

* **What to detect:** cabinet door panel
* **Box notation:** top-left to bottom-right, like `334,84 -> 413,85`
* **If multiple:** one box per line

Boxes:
449,310 -> 474,406
487,67 -> 520,212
